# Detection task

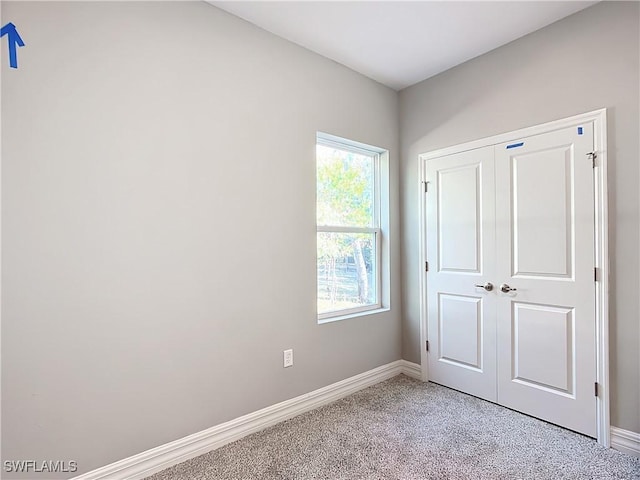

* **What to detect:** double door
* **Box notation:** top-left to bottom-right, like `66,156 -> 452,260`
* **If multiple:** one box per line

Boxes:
425,124 -> 597,437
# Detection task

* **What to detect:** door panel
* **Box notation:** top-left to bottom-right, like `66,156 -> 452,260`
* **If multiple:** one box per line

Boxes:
439,294 -> 482,370
495,124 -> 596,437
426,146 -> 497,402
511,146 -> 573,278
512,302 -> 574,395
438,165 -> 482,273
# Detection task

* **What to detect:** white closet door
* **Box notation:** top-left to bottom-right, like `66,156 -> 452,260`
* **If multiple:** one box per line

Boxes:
426,146 -> 497,402
494,124 -> 597,437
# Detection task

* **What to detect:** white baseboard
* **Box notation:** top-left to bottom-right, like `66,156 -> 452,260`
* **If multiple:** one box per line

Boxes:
73,360 -> 415,480
611,426 -> 640,457
399,359 -> 421,380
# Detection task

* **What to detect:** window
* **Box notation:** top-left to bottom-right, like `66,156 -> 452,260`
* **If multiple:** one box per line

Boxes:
316,133 -> 384,321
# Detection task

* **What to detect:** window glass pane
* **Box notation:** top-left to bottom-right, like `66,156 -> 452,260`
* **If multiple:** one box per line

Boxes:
316,144 -> 375,228
317,232 -> 377,315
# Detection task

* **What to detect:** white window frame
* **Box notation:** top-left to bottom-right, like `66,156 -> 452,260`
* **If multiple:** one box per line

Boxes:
316,133 -> 383,321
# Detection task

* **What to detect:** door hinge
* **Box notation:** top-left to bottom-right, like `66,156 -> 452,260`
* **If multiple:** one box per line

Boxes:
426,340 -> 430,352
595,382 -> 599,397
423,181 -> 429,193
594,267 -> 598,282
425,261 -> 429,272
587,151 -> 597,168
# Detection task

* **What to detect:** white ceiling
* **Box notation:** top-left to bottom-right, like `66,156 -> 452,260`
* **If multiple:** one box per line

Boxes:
209,1 -> 597,90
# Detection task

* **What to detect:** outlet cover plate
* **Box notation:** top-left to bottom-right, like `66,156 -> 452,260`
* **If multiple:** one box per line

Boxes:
283,349 -> 293,368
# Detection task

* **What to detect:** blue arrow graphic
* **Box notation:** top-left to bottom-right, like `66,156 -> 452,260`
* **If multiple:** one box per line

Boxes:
1,22 -> 25,68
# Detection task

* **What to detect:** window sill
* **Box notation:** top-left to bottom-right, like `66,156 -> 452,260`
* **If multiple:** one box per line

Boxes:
318,306 -> 390,325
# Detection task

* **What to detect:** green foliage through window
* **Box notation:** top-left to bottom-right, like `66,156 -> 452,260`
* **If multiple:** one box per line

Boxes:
316,145 -> 374,228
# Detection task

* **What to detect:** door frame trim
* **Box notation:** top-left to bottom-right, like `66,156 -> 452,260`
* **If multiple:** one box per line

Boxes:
417,108 -> 610,447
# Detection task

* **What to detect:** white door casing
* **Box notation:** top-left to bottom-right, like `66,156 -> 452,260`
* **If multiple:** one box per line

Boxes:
418,109 -> 609,445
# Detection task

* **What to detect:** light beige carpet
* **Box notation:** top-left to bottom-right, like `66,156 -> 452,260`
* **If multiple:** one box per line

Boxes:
147,375 -> 640,479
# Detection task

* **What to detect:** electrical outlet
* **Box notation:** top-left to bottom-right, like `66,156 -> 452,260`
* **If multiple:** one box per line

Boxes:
283,349 -> 293,368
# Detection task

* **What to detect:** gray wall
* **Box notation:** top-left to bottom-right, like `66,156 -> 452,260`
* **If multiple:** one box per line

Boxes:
400,1 -> 640,433
1,2 -> 401,477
